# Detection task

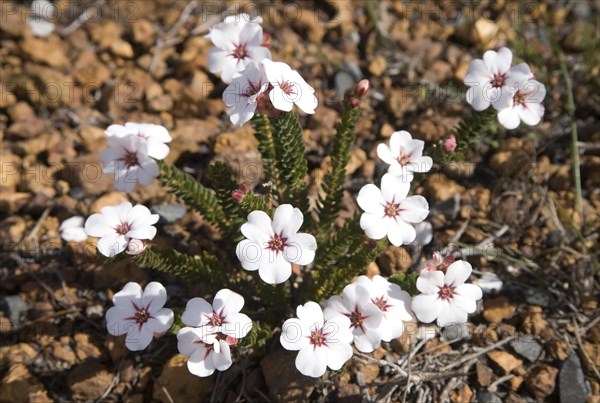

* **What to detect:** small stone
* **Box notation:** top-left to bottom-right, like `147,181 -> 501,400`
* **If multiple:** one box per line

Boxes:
476,361 -> 494,387
526,364 -> 558,400
487,350 -> 523,374
148,94 -> 174,112
520,306 -> 548,336
21,36 -> 69,68
559,354 -> 588,403
74,333 -> 104,361
377,246 -> 412,275
1,295 -> 28,327
477,389 -> 503,403
153,354 -> 214,402
110,39 -> 134,58
523,288 -> 551,308
473,19 -> 498,48
261,350 -> 317,402
91,192 -> 128,212
131,19 -> 155,48
50,341 -> 77,365
151,203 -> 187,224
450,384 -> 473,403
510,338 -> 543,362
0,363 -> 52,403
424,173 -> 464,202
369,55 -> 387,77
380,123 -> 395,138
483,296 -> 516,323
0,343 -> 37,367
67,360 -> 113,401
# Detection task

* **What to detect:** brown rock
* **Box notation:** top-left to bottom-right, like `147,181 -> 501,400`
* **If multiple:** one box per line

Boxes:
0,192 -> 30,214
424,173 -> 463,201
450,384 -> 473,403
473,19 -> 498,48
67,360 -> 113,401
148,94 -> 174,112
487,351 -> 523,374
0,216 -> 27,244
91,192 -> 128,212
261,350 -> 317,403
21,36 -> 69,68
355,361 -> 380,384
110,39 -> 134,59
105,336 -> 127,363
490,138 -> 535,178
49,341 -> 77,365
26,65 -> 75,109
0,343 -> 37,367
74,332 -> 104,361
78,126 -> 107,153
7,102 -> 35,121
131,19 -> 155,48
525,364 -> 558,400
520,306 -> 547,336
74,51 -> 110,87
424,60 -> 452,82
0,364 -> 52,403
476,360 -> 494,387
368,55 -> 387,77
483,296 -> 516,323
91,21 -> 123,50
153,354 -> 214,403
547,338 -> 569,361
377,246 -> 412,275
346,148 -> 366,175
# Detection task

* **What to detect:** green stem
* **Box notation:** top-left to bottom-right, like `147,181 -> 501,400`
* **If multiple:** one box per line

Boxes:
318,103 -> 361,230
251,114 -> 277,183
550,29 -> 583,227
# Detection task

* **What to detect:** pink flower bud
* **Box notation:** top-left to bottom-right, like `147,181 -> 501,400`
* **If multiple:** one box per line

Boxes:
355,79 -> 370,98
261,32 -> 272,48
232,190 -> 245,203
442,135 -> 457,154
349,98 -> 360,109
239,182 -> 249,193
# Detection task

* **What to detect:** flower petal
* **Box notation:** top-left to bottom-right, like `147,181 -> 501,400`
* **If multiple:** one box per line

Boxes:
284,233 -> 316,266
416,271 -> 444,293
357,184 -> 385,214
399,195 -> 429,223
124,326 -> 154,351
181,297 -> 213,327
272,204 -> 304,237
213,289 -> 244,318
411,294 -> 444,323
280,318 -> 310,351
360,213 -> 387,240
295,346 -> 328,377
257,252 -> 292,284
445,260 -> 472,286
141,282 -> 167,314
147,308 -> 174,334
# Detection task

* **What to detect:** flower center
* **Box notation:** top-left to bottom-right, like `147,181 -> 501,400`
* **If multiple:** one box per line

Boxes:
208,311 -> 224,327
115,222 -> 131,235
134,308 -> 149,324
372,296 -> 392,312
267,234 -> 288,252
120,150 -> 139,168
230,43 -> 248,62
279,81 -> 295,95
345,307 -> 368,331
437,285 -> 456,301
396,152 -> 412,166
383,202 -> 401,218
490,73 -> 506,88
513,90 -> 526,106
308,326 -> 329,349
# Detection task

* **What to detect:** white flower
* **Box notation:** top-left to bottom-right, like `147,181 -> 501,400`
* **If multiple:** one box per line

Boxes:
357,173 -> 429,246
413,221 -> 433,246
353,275 -> 414,341
411,260 -> 483,327
105,122 -> 172,160
105,282 -> 174,351
324,283 -> 383,353
280,301 -> 353,377
84,201 -> 159,258
100,134 -> 159,192
262,59 -> 318,114
497,79 -> 546,129
235,204 -> 317,285
206,14 -> 271,84
177,289 -> 252,377
464,47 -> 533,111
59,216 -> 88,242
377,130 -> 433,181
222,62 -> 269,126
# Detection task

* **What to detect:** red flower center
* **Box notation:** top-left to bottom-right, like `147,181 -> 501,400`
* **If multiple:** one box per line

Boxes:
230,43 -> 248,62
372,296 -> 392,312
437,285 -> 456,301
308,326 -> 330,349
115,222 -> 131,235
490,73 -> 506,88
396,151 -> 412,166
513,90 -> 526,106
267,233 -> 288,253
345,307 -> 368,332
120,150 -> 139,168
383,202 -> 401,218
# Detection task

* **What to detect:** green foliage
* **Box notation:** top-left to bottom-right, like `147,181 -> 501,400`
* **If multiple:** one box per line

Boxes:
239,191 -> 272,216
207,161 -> 245,238
157,160 -> 226,229
271,111 -> 309,209
317,101 -> 361,230
431,108 -> 498,163
389,272 -> 420,296
134,247 -> 224,289
251,113 -> 277,182
237,320 -> 272,348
